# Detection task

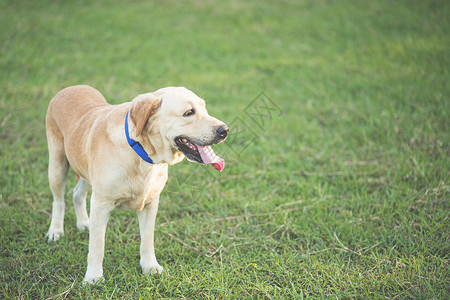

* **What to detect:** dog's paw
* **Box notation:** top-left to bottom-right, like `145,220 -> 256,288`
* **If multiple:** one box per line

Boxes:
82,275 -> 105,286
76,221 -> 89,231
141,263 -> 163,275
46,231 -> 63,242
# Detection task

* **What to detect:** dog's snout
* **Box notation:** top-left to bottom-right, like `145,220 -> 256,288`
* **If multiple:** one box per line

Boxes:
216,125 -> 229,140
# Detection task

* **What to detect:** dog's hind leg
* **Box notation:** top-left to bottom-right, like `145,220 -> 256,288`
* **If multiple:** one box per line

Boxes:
73,178 -> 90,231
46,130 -> 69,242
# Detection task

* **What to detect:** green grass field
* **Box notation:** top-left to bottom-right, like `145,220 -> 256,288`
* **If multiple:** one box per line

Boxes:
1,0 -> 449,298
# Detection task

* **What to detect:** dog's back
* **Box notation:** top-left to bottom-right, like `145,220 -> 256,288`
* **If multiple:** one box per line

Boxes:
46,85 -> 108,137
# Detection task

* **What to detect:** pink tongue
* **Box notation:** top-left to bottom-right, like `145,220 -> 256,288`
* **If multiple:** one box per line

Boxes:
197,145 -> 225,172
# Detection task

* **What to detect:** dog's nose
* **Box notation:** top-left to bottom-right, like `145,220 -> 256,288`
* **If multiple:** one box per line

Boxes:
216,125 -> 229,139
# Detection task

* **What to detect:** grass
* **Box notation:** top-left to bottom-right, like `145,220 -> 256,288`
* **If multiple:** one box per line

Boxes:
0,0 -> 448,298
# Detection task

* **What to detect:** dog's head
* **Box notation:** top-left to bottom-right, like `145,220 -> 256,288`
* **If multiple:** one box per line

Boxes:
129,87 -> 228,171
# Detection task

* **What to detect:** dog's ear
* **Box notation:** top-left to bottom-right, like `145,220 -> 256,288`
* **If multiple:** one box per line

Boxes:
129,93 -> 162,137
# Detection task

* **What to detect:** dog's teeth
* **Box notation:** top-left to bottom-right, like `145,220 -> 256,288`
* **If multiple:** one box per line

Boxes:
186,142 -> 195,150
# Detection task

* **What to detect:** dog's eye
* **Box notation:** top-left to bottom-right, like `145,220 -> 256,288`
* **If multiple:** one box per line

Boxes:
183,108 -> 195,117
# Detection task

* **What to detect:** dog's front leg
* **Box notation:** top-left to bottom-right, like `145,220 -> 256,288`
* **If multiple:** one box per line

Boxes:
83,194 -> 113,285
138,197 -> 163,275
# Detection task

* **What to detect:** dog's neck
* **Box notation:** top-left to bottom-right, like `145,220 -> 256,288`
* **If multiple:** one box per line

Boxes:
125,111 -> 154,164
125,111 -> 185,165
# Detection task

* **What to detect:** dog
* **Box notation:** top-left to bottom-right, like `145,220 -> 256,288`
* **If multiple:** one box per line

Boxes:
45,85 -> 228,285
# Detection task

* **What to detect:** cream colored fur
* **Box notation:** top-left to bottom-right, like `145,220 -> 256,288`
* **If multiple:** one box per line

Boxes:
45,85 -> 227,285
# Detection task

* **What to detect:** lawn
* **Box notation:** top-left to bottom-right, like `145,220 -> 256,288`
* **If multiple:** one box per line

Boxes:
0,0 -> 449,298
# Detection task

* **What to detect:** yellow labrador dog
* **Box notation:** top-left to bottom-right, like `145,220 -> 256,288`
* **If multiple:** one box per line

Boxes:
45,85 -> 228,285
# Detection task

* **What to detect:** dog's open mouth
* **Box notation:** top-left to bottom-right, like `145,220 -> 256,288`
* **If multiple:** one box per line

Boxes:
175,137 -> 225,172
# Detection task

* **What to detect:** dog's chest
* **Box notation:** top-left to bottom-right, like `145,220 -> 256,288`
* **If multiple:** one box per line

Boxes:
114,164 -> 169,211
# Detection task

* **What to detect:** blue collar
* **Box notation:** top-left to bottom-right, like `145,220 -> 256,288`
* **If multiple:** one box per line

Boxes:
125,111 -> 154,164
